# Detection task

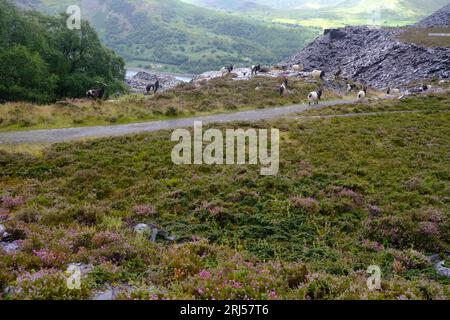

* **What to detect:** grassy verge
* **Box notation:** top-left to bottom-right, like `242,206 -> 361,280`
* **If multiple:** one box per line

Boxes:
0,94 -> 448,300
299,93 -> 450,116
397,27 -> 450,48
0,77 -> 341,132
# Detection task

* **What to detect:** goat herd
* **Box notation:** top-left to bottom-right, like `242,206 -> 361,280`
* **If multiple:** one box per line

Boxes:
86,64 -> 421,105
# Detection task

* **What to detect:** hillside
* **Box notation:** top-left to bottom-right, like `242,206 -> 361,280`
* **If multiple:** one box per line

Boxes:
18,0 -> 320,73
283,5 -> 450,89
182,0 -> 450,28
415,3 -> 450,27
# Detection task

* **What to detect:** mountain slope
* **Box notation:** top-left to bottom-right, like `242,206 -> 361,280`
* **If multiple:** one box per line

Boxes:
283,6 -> 450,88
18,0 -> 320,73
415,3 -> 450,27
182,0 -> 450,28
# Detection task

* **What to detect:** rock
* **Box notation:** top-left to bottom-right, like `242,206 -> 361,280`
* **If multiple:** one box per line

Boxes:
125,71 -> 182,94
415,4 -> 450,28
92,287 -> 117,301
134,223 -> 151,234
67,263 -> 93,277
92,285 -> 133,301
150,228 -> 159,243
0,241 -> 20,254
435,261 -> 450,277
283,22 -> 450,89
134,223 -> 176,242
0,224 -> 5,239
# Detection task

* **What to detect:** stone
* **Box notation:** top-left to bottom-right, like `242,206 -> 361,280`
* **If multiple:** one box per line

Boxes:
435,261 -> 450,277
150,228 -> 159,243
0,224 -> 7,240
134,223 -> 151,234
0,241 -> 20,254
92,288 -> 117,301
67,263 -> 93,277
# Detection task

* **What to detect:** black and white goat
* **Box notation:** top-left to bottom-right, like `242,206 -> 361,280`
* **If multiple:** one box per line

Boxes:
146,80 -> 160,95
308,89 -> 323,105
86,83 -> 108,100
357,86 -> 367,100
279,81 -> 287,97
221,65 -> 234,76
251,64 -> 261,76
311,70 -> 325,81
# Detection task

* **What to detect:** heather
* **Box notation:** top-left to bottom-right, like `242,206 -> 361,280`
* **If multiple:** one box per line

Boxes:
0,96 -> 449,300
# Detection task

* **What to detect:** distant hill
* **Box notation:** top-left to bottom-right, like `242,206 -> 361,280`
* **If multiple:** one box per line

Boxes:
182,0 -> 450,28
18,0 -> 320,73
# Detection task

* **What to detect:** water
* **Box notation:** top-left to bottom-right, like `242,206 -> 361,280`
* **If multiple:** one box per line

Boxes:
125,70 -> 138,79
174,76 -> 193,82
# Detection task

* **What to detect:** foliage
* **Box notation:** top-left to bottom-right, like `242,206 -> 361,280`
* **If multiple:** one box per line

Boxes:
0,94 -> 449,299
19,0 -> 321,74
0,0 -> 125,103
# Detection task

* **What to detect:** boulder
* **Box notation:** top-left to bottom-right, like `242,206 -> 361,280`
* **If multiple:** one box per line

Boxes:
435,261 -> 450,277
134,223 -> 151,234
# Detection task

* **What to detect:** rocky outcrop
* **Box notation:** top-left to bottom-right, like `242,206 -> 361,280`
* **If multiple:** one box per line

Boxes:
415,4 -> 450,27
283,26 -> 450,89
125,72 -> 182,94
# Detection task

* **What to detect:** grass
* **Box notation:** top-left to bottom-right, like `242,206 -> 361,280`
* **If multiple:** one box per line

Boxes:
299,92 -> 450,116
397,27 -> 450,47
0,93 -> 449,300
0,77 -> 341,132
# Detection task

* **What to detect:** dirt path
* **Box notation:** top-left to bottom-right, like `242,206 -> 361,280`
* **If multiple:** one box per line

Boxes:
0,99 -> 355,144
0,100 -> 440,145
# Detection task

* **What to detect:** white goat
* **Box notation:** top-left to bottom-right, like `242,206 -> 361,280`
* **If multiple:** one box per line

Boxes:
311,70 -> 325,81
357,87 -> 367,100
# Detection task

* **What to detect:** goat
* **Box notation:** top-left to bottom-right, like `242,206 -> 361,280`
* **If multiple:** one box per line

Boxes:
347,83 -> 358,93
146,80 -> 160,95
311,70 -> 325,81
292,64 -> 303,72
221,65 -> 234,76
251,64 -> 261,76
86,83 -> 108,100
334,68 -> 342,80
387,87 -> 400,95
308,89 -> 323,105
357,87 -> 367,100
279,83 -> 287,97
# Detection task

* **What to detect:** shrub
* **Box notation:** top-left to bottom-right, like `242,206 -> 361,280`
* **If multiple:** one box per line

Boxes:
10,269 -> 90,300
